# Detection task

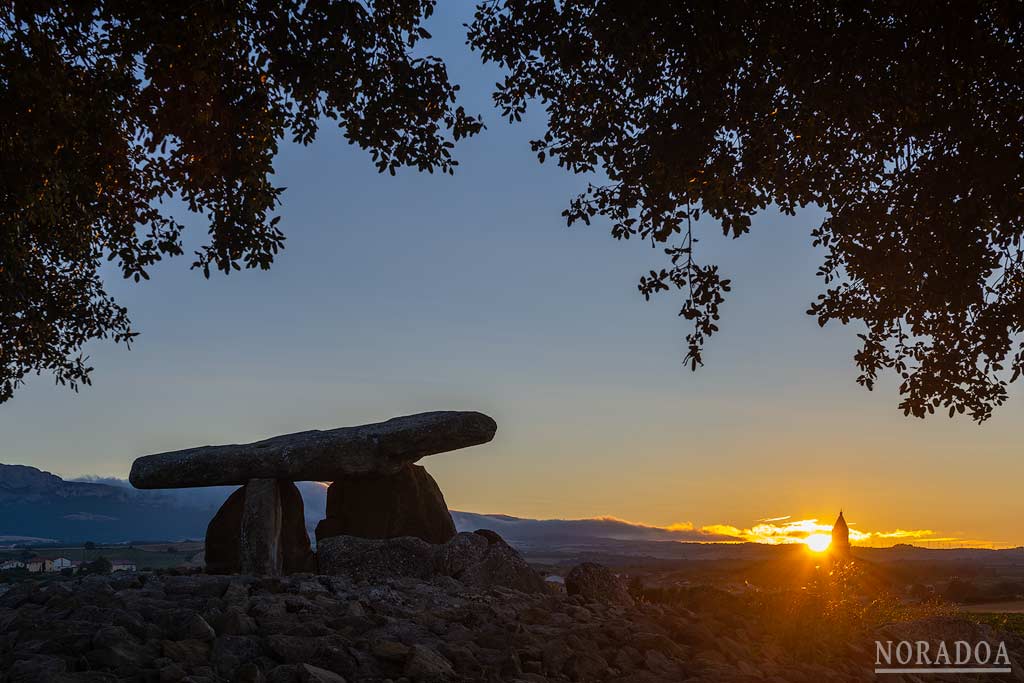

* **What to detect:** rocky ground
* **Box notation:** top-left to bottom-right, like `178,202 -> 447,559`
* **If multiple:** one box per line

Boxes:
3,568 -> 1024,683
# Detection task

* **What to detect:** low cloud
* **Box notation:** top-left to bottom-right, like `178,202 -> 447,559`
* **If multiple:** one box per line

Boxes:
871,528 -> 937,539
452,512 -> 743,544
453,512 -> 960,548
63,512 -> 118,521
703,517 -> 953,547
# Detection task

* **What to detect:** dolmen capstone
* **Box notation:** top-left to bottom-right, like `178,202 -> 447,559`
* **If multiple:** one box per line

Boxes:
129,411 -> 497,576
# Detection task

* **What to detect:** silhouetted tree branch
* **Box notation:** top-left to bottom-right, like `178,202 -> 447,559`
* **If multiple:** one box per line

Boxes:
0,0 -> 482,402
468,1 -> 1024,422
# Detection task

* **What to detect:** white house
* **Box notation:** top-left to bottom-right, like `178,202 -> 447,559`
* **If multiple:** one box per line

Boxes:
0,560 -> 26,571
22,557 -> 74,573
49,557 -> 72,572
111,560 -> 137,573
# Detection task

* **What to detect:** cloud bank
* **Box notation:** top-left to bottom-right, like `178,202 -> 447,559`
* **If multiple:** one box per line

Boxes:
452,511 -> 950,548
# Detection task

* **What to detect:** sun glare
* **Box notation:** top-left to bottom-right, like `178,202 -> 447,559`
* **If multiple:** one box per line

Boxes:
805,534 -> 831,552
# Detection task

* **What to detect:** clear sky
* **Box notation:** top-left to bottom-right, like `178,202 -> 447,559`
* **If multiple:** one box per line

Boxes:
2,4 -> 1021,548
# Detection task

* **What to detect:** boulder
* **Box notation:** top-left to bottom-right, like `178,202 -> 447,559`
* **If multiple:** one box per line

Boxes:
318,530 -> 546,594
205,481 -> 315,575
317,535 -> 437,582
315,464 -> 456,544
565,562 -> 635,607
435,531 -> 490,577
404,644 -> 456,680
267,664 -> 347,683
130,410 -> 497,488
438,531 -> 546,594
211,635 -> 262,679
7,655 -> 68,681
295,664 -> 348,683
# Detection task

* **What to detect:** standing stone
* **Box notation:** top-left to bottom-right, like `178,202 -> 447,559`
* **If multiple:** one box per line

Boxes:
205,486 -> 246,574
206,481 -> 314,575
240,479 -> 281,576
315,464 -> 456,545
277,482 -> 317,573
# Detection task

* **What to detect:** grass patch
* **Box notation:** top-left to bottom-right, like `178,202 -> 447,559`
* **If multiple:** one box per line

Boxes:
0,544 -> 200,570
965,612 -> 1024,637
641,558 -> 958,665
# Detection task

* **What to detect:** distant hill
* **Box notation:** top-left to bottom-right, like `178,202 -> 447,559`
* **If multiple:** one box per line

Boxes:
0,464 -> 219,543
450,511 -> 1024,565
0,464 -> 327,544
5,465 -> 1023,565
0,464 -> 138,504
1,466 -> 758,553
450,511 -> 778,561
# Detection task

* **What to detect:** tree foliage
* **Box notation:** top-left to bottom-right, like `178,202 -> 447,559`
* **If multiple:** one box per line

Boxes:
0,0 -> 481,401
468,2 -> 1024,421
81,555 -> 112,576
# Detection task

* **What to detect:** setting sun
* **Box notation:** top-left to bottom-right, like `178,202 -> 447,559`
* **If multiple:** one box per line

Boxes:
804,534 -> 831,552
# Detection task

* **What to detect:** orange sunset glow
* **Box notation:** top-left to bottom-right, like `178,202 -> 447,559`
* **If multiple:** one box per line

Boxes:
583,512 -> 1012,550
804,534 -> 831,552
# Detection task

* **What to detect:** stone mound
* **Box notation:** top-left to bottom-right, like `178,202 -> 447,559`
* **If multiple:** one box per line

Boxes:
2,569 -> 1023,681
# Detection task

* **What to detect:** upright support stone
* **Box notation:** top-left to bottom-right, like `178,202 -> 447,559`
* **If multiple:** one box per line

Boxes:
315,464 -> 456,545
240,478 -> 282,576
205,486 -> 246,574
205,480 -> 315,575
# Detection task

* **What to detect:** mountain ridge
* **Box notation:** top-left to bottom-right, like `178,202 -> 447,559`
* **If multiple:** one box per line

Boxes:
5,465 -> 1023,563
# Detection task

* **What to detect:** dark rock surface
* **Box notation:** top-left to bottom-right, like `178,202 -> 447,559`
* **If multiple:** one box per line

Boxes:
278,481 -> 317,574
565,562 -> 635,607
315,464 -> 456,545
317,535 -> 438,582
1,570 -> 1023,681
437,530 -> 546,594
130,411 -> 498,488
206,482 -> 315,575
240,478 -> 283,576
317,531 -> 546,594
205,486 -> 246,575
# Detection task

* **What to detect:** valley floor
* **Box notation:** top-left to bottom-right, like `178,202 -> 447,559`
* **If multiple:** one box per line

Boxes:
960,601 -> 1024,615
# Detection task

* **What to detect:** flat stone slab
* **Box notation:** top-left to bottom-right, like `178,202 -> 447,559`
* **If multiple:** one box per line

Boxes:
129,411 -> 497,489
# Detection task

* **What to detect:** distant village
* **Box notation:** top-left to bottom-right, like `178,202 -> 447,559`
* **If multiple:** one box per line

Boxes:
0,557 -> 136,574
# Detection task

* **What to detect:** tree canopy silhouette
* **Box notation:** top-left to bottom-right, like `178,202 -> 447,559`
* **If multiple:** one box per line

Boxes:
4,3 -> 1023,424
0,0 -> 481,402
468,2 -> 1024,422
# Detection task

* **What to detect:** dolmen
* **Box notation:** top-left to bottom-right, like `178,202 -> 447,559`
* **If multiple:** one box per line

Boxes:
129,411 -> 497,576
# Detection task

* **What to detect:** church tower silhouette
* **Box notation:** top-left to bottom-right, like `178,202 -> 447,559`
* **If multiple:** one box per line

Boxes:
831,510 -> 851,556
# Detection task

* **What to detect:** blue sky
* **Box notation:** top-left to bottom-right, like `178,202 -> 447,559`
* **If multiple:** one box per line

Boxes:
2,4 -> 1021,547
